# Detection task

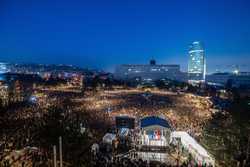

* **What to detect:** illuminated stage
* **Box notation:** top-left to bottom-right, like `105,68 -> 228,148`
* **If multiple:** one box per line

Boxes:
141,129 -> 168,147
136,116 -> 172,152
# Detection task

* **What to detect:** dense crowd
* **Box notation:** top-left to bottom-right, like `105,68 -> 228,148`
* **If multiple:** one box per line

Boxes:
0,104 -> 50,166
0,88 -> 215,166
0,90 -> 95,166
91,151 -> 212,167
83,89 -> 215,166
84,90 -> 213,140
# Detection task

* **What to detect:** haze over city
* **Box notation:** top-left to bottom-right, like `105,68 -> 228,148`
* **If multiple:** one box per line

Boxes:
1,0 -> 250,72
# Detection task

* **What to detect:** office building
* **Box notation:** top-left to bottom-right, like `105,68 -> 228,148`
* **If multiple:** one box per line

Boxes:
188,41 -> 206,83
206,72 -> 250,88
114,59 -> 186,82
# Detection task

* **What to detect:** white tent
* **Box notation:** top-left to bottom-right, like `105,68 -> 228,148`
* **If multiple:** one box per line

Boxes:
170,131 -> 214,166
102,133 -> 116,145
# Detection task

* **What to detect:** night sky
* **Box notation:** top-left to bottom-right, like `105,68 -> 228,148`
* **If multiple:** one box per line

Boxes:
0,0 -> 250,73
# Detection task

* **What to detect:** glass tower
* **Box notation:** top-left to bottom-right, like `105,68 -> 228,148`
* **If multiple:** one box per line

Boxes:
188,41 -> 206,82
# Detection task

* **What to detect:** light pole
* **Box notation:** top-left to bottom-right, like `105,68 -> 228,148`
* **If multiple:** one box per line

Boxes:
53,145 -> 57,167
59,136 -> 63,167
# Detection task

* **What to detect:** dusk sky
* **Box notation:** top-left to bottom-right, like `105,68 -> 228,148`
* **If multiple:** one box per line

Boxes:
0,0 -> 250,73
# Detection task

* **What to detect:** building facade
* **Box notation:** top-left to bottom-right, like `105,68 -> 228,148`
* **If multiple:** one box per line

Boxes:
114,60 -> 186,82
188,41 -> 206,83
206,73 -> 231,86
206,72 -> 250,88
0,73 -> 36,107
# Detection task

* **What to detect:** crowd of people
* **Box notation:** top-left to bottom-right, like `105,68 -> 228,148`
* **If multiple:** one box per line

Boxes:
83,89 -> 215,166
84,89 -> 213,140
0,86 -> 215,166
0,89 -> 95,166
0,104 -> 51,166
91,149 -> 212,167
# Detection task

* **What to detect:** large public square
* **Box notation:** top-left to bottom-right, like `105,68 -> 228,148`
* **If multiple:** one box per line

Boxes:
0,85 -> 220,166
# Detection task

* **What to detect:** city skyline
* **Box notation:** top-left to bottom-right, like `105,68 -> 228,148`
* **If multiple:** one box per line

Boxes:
1,0 -> 250,72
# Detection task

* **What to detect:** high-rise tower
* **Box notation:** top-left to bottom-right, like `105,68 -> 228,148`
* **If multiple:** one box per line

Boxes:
188,41 -> 206,83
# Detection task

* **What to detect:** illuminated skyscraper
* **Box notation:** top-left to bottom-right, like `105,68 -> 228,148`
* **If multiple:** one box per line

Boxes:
188,41 -> 206,83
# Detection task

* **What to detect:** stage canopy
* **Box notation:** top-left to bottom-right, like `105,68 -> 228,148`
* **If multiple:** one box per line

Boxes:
141,116 -> 171,129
